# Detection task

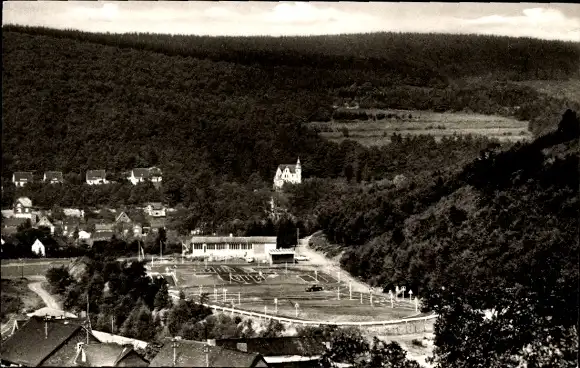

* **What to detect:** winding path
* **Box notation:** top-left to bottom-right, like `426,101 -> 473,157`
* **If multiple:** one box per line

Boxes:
28,280 -> 61,310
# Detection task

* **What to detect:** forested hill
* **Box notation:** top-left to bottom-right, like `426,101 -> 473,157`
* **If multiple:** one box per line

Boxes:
2,26 -> 579,187
299,110 -> 579,366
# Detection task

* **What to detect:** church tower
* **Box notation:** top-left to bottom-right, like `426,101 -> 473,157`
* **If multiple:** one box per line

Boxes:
295,158 -> 302,184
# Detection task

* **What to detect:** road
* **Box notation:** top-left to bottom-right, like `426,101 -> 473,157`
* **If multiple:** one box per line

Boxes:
295,235 -> 376,294
28,280 -> 61,310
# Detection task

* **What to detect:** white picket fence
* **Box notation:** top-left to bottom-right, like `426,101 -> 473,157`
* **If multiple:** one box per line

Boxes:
199,303 -> 437,327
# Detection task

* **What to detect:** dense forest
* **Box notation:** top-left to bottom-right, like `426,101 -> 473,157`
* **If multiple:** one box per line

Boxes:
2,26 -> 579,188
304,110 -> 579,367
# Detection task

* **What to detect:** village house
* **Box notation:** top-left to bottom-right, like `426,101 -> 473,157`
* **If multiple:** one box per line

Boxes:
31,239 -> 46,257
127,167 -> 162,186
36,215 -> 55,234
61,218 -> 82,237
148,338 -> 268,367
145,202 -> 166,217
273,158 -> 301,190
13,197 -> 34,219
215,337 -> 329,368
12,172 -> 33,187
86,170 -> 108,185
0,316 -> 100,367
73,342 -> 148,367
43,171 -> 64,184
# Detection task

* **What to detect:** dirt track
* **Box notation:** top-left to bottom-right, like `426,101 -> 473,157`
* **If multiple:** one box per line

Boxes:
28,280 -> 61,310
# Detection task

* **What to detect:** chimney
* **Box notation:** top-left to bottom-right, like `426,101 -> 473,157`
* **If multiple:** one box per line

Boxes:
207,339 -> 216,346
236,342 -> 248,352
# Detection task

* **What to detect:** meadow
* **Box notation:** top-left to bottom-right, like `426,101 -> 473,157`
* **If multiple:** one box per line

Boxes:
310,109 -> 531,146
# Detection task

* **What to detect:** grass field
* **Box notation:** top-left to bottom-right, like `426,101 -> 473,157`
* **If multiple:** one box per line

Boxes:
148,262 -> 417,322
310,109 -> 531,146
0,259 -> 71,278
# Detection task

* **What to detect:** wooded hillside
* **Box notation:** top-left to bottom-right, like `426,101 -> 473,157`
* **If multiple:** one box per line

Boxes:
2,26 -> 579,188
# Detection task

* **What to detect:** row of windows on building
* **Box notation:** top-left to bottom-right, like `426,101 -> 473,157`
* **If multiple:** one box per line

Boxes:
192,243 -> 253,250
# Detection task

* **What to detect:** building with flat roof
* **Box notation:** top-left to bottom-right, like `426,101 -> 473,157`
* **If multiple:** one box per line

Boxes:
186,236 -> 277,261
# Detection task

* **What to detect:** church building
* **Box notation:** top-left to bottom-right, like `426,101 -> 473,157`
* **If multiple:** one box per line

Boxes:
273,158 -> 301,190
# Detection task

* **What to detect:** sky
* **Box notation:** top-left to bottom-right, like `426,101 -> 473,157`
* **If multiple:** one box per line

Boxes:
2,2 -> 579,42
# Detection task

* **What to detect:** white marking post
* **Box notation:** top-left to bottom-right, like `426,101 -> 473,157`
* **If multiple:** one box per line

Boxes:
274,298 -> 278,314
199,285 -> 202,297
223,288 -> 227,302
338,270 -> 341,283
360,292 -> 363,304
214,288 -> 217,302
238,292 -> 241,305
229,273 -> 232,284
349,282 -> 352,300
315,270 -> 318,282
415,297 -> 419,312
295,303 -> 299,317
409,289 -> 413,303
389,290 -> 394,308
337,286 -> 340,300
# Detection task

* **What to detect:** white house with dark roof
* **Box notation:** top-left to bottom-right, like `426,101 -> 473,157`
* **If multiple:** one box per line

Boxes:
273,158 -> 301,189
12,172 -> 33,187
128,167 -> 162,185
43,171 -> 63,184
86,170 -> 108,185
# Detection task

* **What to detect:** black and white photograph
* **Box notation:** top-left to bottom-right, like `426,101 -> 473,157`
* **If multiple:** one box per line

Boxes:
1,2 -> 578,367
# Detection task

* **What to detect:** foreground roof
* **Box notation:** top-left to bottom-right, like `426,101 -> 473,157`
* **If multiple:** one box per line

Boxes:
0,317 -> 86,366
74,343 -> 144,367
215,337 -> 327,357
148,339 -> 267,367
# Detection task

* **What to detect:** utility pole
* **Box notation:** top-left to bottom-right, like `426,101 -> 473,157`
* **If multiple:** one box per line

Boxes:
86,293 -> 91,344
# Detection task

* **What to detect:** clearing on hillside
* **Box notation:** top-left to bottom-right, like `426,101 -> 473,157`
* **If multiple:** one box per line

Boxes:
309,109 -> 531,146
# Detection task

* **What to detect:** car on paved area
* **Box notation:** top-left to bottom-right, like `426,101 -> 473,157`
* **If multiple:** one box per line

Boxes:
305,284 -> 323,292
295,255 -> 310,261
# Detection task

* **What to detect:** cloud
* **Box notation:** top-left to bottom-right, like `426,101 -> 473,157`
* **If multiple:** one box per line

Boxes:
463,7 -> 579,41
1,2 -> 578,41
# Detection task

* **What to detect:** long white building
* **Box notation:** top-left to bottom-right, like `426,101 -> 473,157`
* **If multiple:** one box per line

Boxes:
184,236 -> 277,261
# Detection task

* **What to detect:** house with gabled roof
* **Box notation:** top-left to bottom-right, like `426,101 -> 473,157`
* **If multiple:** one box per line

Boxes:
0,316 -> 100,367
43,171 -> 64,184
13,197 -> 34,219
36,216 -> 55,234
127,167 -> 162,186
1,217 -> 30,236
73,342 -> 148,367
12,172 -> 33,187
86,170 -> 108,185
273,158 -> 301,189
148,338 -> 268,367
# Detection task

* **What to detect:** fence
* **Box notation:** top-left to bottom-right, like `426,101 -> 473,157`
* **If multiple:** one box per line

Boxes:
200,303 -> 437,329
